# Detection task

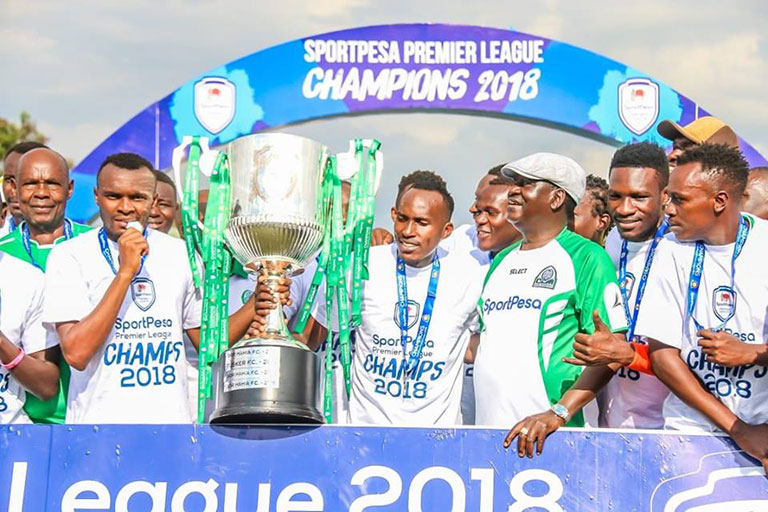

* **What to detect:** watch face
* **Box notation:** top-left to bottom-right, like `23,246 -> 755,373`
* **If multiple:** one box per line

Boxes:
552,404 -> 570,421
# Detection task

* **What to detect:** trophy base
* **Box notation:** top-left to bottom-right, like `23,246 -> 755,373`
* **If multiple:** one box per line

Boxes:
209,338 -> 323,425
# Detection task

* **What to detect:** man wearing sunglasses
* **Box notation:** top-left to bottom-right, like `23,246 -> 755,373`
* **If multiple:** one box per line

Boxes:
474,153 -> 627,431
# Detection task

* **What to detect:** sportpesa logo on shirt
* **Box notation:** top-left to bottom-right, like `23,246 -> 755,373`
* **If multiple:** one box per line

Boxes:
484,295 -> 542,313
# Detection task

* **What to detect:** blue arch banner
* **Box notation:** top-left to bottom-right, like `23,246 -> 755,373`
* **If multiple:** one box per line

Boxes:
67,23 -> 767,222
1,426 -> 765,511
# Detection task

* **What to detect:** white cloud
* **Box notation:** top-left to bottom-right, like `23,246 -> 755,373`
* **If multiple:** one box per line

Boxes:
1,0 -> 766,203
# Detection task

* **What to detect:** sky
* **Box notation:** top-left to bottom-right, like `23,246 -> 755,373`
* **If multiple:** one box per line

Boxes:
2,0 -> 767,225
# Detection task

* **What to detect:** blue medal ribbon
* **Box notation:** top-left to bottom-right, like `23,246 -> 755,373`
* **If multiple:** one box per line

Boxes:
396,252 -> 440,376
21,218 -> 74,271
98,227 -> 147,276
618,218 -> 669,341
7,216 -> 16,233
687,215 -> 750,332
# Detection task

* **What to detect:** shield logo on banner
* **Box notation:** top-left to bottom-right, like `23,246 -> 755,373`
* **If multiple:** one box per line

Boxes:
194,77 -> 236,134
712,286 -> 737,322
618,78 -> 659,135
393,300 -> 420,329
131,278 -> 156,312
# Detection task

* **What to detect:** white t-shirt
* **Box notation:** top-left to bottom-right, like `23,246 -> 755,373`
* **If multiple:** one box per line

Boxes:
440,223 -> 491,425
316,244 -> 484,426
635,215 -> 768,432
599,233 -> 670,428
43,229 -> 202,424
0,253 -> 55,424
475,229 -> 627,427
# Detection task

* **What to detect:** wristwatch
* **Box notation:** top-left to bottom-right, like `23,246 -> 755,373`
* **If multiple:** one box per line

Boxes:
550,403 -> 571,423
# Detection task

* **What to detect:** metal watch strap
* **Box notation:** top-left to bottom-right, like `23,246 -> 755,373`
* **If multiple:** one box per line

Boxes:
551,403 -> 571,423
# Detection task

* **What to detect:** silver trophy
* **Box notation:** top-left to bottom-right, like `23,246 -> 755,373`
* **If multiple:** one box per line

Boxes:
209,133 -> 328,424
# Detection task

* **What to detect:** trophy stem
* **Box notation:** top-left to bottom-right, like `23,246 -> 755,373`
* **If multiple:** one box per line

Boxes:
262,263 -> 294,340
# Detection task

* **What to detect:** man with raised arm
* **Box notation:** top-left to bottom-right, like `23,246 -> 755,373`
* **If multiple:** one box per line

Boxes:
42,153 -> 256,424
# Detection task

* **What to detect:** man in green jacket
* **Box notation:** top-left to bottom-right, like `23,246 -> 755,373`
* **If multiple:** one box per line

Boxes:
0,147 -> 91,424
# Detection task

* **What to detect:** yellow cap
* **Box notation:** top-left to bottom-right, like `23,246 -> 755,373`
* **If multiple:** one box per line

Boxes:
657,116 -> 739,148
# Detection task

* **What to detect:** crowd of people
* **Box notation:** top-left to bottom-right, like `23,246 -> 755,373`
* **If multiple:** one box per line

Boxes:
0,115 -> 766,470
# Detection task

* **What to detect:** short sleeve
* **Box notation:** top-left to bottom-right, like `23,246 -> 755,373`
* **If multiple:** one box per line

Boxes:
632,241 -> 686,349
42,245 -> 91,329
22,270 -> 58,354
575,246 -> 628,334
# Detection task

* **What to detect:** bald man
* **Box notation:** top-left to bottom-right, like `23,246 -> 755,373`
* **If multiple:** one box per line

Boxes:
741,167 -> 768,220
0,147 -> 92,424
1,141 -> 48,236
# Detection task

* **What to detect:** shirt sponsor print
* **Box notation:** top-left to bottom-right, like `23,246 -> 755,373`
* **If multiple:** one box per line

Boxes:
109,315 -> 184,389
364,300 -> 445,400
483,295 -> 542,314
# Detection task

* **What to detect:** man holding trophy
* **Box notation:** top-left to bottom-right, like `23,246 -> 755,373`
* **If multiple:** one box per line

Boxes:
42,153 -> 257,424
250,169 -> 486,425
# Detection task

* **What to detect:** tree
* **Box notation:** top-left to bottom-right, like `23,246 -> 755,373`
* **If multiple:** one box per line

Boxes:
0,111 -> 49,162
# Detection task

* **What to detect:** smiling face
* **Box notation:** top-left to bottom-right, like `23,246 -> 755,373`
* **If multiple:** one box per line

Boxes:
148,180 -> 178,233
608,166 -> 665,242
95,164 -> 157,240
505,172 -> 565,234
470,180 -> 520,252
391,187 -> 453,267
15,149 -> 73,233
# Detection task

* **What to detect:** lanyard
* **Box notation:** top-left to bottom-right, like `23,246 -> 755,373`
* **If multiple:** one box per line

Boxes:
98,227 -> 147,276
618,218 -> 669,340
7,216 -> 16,233
396,252 -> 440,376
687,215 -> 750,332
21,219 -> 74,271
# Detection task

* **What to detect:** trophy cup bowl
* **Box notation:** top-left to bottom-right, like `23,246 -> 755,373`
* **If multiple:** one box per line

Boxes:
209,133 -> 327,424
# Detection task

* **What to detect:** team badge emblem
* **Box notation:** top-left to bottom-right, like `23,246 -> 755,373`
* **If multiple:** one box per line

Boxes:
393,300 -> 420,329
533,266 -> 557,289
131,278 -> 156,311
241,289 -> 253,304
712,286 -> 737,322
621,272 -> 636,297
194,77 -> 236,134
618,78 -> 659,135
